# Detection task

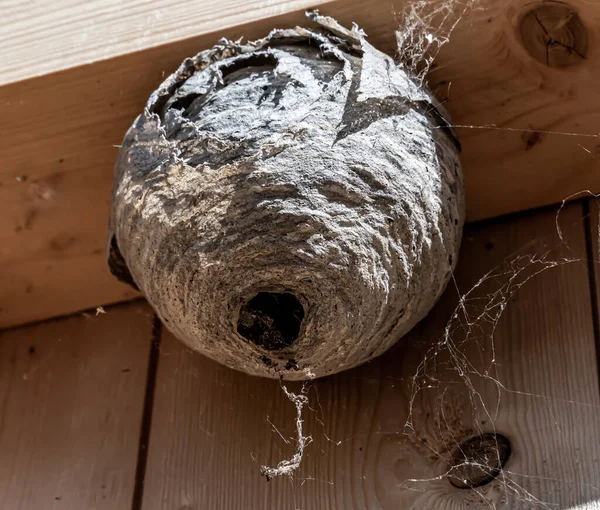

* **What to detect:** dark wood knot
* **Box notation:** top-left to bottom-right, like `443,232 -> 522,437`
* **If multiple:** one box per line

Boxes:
448,433 -> 511,489
519,3 -> 589,68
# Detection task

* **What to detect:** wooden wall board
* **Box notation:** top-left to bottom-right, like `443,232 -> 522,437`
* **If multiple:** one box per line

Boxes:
399,202 -> 600,508
3,0 -> 600,326
0,301 -> 154,510
140,203 -> 600,509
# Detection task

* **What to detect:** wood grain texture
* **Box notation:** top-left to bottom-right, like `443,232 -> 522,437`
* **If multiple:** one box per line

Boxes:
0,0 -> 332,86
0,301 -> 154,510
3,0 -> 600,326
429,0 -> 600,221
396,202 -> 600,508
141,203 -> 600,509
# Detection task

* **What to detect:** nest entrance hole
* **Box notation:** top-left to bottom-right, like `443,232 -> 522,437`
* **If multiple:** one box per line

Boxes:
237,292 -> 305,350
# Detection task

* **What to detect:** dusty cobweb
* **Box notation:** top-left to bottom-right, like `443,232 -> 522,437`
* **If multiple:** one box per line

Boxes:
395,0 -> 482,83
386,191 -> 600,509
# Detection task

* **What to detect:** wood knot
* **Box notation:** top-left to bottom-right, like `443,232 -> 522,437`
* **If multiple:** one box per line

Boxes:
519,3 -> 589,67
448,433 -> 511,489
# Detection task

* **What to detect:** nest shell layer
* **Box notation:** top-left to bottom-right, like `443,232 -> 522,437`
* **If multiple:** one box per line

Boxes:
108,15 -> 465,380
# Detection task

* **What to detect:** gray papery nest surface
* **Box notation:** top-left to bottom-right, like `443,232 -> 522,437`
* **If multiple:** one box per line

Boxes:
108,13 -> 465,380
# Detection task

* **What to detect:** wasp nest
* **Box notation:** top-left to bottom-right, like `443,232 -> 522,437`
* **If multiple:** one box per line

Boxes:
108,14 -> 464,380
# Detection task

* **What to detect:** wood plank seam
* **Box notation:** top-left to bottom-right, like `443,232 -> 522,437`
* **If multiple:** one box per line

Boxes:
0,298 -> 148,334
131,315 -> 163,510
583,198 -> 600,399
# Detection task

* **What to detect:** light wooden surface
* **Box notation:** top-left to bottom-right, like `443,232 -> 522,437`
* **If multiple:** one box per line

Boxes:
3,0 -> 600,327
139,203 -> 600,509
0,0 -> 332,87
431,0 -> 600,220
0,301 -> 154,510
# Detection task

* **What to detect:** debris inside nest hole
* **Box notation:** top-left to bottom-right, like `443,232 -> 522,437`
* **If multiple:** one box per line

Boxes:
237,292 -> 305,351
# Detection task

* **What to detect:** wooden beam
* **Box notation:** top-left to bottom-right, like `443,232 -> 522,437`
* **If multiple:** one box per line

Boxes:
2,0 -> 600,327
0,0 -> 332,86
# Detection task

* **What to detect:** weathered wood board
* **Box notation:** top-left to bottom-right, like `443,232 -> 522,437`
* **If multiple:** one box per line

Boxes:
140,203 -> 600,509
0,301 -> 154,510
2,0 -> 600,328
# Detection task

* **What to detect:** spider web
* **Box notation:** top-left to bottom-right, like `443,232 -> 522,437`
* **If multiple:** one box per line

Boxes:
388,0 -> 600,502
395,0 -> 481,83
397,200 -> 595,508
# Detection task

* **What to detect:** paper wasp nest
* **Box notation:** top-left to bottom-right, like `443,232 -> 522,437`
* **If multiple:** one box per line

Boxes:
108,14 -> 464,380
